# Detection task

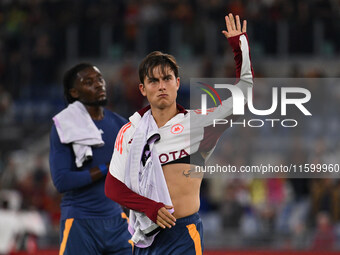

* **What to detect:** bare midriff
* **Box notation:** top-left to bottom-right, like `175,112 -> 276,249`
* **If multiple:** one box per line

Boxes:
162,163 -> 203,219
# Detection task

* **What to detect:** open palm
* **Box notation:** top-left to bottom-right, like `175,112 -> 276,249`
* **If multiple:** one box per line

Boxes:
222,13 -> 247,38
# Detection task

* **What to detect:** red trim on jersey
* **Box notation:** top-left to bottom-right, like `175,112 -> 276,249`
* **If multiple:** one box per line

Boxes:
137,105 -> 151,116
105,173 -> 165,223
176,104 -> 188,114
115,122 -> 132,154
138,104 -> 188,117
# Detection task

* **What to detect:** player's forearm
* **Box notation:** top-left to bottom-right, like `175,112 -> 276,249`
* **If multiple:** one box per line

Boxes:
216,33 -> 253,112
50,167 -> 92,193
228,33 -> 253,83
50,163 -> 107,193
198,33 -> 253,124
105,172 -> 164,223
228,33 -> 253,87
193,33 -> 254,144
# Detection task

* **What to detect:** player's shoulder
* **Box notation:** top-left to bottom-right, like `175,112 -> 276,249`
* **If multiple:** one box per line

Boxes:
119,121 -> 134,137
114,120 -> 134,154
104,108 -> 128,124
50,122 -> 58,136
49,122 -> 63,145
117,112 -> 138,144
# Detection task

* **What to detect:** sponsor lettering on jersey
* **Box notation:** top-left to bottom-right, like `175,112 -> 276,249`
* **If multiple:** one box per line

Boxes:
159,149 -> 189,164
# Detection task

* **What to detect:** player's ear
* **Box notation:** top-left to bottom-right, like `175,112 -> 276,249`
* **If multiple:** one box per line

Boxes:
139,83 -> 146,96
69,88 -> 79,99
176,77 -> 180,91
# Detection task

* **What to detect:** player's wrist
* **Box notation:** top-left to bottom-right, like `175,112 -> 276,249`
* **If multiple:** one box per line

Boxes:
227,32 -> 246,51
146,202 -> 165,223
98,164 -> 108,175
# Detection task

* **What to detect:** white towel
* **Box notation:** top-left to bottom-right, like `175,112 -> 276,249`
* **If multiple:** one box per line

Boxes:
52,101 -> 104,167
125,110 -> 173,248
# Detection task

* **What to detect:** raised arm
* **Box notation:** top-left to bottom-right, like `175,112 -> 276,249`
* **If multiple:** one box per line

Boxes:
223,13 -> 253,83
193,13 -> 254,152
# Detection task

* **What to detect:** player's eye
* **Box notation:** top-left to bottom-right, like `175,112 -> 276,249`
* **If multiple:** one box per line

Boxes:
149,79 -> 158,84
83,79 -> 93,86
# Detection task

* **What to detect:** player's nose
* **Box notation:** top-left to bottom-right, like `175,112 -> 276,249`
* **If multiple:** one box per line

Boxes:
158,80 -> 166,90
94,78 -> 105,89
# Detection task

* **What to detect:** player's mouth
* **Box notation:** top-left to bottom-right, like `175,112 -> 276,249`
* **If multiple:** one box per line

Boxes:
158,94 -> 168,98
97,90 -> 106,97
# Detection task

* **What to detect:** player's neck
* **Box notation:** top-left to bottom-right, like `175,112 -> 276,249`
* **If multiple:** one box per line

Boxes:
86,105 -> 104,120
151,103 -> 178,128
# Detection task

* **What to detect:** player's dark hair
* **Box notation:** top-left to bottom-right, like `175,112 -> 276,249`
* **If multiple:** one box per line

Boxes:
139,51 -> 179,84
63,63 -> 93,104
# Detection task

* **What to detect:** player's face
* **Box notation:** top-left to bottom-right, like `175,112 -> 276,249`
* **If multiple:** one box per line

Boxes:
139,65 -> 180,110
71,66 -> 107,106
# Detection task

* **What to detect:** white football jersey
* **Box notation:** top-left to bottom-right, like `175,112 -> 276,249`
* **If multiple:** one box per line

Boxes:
110,34 -> 253,182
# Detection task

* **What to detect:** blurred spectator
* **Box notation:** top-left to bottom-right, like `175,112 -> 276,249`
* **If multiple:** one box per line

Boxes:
200,56 -> 215,77
17,155 -> 49,211
290,221 -> 309,250
220,181 -> 244,229
0,194 -> 21,255
124,1 -> 140,52
311,212 -> 336,250
332,181 -> 340,222
106,60 -> 144,116
30,33 -> 56,89
0,157 -> 18,190
0,85 -> 13,124
119,60 -> 145,114
0,189 -> 46,255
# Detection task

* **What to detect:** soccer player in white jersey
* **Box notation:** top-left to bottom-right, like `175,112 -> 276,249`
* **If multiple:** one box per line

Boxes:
105,13 -> 253,254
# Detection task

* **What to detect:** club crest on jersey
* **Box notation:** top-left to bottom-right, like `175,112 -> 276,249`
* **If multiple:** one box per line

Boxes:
171,124 -> 184,134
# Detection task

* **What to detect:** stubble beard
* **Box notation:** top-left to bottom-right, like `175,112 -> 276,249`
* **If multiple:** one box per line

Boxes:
82,99 -> 108,107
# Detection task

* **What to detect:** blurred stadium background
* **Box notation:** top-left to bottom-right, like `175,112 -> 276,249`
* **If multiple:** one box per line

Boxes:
0,0 -> 340,254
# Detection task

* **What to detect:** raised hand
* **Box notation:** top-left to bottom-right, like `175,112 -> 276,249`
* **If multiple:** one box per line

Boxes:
222,13 -> 247,39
